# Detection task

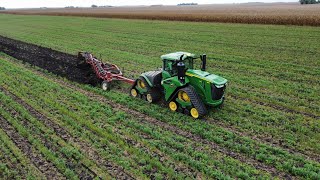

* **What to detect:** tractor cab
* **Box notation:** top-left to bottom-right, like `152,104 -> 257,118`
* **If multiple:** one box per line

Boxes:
161,52 -> 197,77
161,52 -> 207,82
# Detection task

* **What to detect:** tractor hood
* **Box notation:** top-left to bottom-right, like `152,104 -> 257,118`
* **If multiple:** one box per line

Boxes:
186,70 -> 227,86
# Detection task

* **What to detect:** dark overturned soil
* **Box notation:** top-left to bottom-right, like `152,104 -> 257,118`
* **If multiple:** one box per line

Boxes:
0,35 -> 96,85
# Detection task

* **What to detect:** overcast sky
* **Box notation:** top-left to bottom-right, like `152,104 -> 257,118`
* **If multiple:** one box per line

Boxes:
1,0 -> 297,9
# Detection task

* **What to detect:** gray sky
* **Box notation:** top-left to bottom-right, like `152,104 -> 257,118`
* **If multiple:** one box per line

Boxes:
1,0 -> 297,8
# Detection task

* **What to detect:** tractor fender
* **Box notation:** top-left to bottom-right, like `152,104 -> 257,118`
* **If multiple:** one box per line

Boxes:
140,74 -> 153,87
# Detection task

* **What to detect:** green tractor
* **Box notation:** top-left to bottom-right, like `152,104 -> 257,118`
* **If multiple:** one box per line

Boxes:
130,52 -> 227,118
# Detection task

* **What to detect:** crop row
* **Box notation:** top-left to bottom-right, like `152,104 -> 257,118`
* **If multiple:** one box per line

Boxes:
0,127 -> 44,179
1,53 -> 320,178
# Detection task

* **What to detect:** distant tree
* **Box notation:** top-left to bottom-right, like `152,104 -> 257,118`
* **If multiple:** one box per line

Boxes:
299,0 -> 319,4
91,4 -> 98,8
0,7 -> 5,10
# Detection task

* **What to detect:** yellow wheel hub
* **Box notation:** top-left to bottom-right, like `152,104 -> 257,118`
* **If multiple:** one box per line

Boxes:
178,91 -> 190,102
130,89 -> 138,97
137,80 -> 146,89
169,101 -> 178,111
190,108 -> 199,119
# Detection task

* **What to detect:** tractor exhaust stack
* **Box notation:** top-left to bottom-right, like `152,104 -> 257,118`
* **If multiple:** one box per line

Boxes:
200,54 -> 206,71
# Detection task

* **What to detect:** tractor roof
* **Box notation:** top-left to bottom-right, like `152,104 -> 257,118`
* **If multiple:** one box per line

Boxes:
161,52 -> 197,61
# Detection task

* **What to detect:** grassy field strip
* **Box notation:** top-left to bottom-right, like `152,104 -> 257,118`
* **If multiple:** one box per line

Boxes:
1,56 -> 318,179
0,88 -> 111,179
0,127 -> 46,179
0,129 -> 39,179
0,87 -> 130,179
0,102 -> 79,179
0,57 -> 272,178
209,95 -> 320,155
0,112 -> 66,179
0,136 -> 24,179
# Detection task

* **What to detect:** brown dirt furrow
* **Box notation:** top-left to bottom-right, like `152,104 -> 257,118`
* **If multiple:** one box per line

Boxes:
0,86 -> 134,180
49,77 -> 288,179
0,115 -> 65,179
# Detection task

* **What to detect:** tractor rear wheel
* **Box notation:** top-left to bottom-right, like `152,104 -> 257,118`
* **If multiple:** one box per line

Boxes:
101,81 -> 111,91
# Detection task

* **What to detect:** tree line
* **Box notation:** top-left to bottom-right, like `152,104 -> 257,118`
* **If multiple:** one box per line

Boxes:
0,7 -> 5,10
299,0 -> 320,4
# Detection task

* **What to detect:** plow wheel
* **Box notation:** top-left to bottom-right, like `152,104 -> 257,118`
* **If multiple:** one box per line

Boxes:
101,80 -> 111,91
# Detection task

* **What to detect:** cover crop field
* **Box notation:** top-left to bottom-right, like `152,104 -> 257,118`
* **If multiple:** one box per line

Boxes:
0,14 -> 319,179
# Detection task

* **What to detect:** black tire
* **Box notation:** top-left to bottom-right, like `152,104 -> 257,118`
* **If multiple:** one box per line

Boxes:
146,88 -> 161,103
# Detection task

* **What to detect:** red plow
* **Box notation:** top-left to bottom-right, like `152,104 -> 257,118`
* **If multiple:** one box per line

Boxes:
78,52 -> 135,90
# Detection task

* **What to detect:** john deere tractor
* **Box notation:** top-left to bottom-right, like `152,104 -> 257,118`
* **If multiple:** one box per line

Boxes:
130,52 -> 227,118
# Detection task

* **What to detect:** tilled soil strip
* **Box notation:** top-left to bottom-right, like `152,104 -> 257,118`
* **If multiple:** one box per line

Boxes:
49,76 -> 288,178
0,115 -> 65,179
0,86 -> 135,180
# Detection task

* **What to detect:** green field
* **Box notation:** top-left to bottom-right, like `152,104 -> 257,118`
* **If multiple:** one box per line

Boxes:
0,14 -> 319,179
